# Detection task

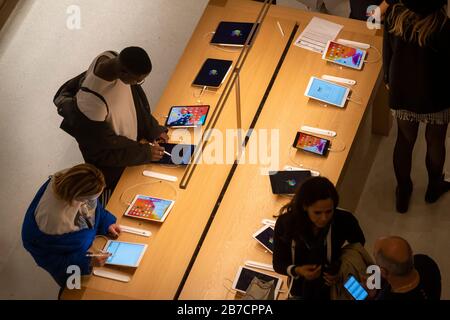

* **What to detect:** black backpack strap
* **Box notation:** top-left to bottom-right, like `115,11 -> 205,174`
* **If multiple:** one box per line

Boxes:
79,86 -> 109,120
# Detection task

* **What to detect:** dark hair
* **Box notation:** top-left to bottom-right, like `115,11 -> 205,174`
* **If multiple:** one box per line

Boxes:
279,176 -> 339,240
388,3 -> 447,47
119,47 -> 152,76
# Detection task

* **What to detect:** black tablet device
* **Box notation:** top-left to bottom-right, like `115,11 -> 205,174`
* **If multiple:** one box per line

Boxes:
269,170 -> 312,195
192,58 -> 233,88
211,22 -> 259,47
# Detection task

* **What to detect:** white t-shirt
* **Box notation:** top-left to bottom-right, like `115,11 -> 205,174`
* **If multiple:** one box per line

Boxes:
34,176 -> 97,236
76,51 -> 138,141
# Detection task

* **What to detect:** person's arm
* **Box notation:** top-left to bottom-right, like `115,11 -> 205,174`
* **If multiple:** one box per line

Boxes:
131,85 -> 169,142
345,213 -> 366,246
77,120 -> 165,168
273,217 -> 299,279
43,250 -> 93,287
383,7 -> 393,87
95,201 -> 117,236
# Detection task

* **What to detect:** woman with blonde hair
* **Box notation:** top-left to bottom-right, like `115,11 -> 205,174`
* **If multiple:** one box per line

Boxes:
384,0 -> 450,213
22,164 -> 121,289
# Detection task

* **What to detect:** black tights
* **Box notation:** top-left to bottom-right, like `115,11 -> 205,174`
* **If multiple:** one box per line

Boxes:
394,119 -> 449,189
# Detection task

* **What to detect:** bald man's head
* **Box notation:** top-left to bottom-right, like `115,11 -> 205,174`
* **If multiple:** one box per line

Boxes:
374,236 -> 414,277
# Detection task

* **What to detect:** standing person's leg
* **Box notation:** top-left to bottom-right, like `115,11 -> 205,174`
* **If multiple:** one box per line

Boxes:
425,123 -> 450,203
393,118 -> 419,213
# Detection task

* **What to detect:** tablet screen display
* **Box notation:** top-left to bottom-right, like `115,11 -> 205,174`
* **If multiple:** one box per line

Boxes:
253,226 -> 275,253
211,22 -> 258,46
124,195 -> 175,222
104,241 -> 147,267
305,77 -> 349,107
294,132 -> 330,156
233,267 -> 281,293
166,106 -> 210,127
193,58 -> 233,88
324,41 -> 365,70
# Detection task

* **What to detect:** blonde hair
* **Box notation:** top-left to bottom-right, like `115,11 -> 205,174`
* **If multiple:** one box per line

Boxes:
53,164 -> 105,203
388,3 -> 448,47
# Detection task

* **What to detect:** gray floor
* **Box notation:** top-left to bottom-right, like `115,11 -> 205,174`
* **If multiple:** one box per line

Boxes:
353,123 -> 450,300
0,0 -> 448,300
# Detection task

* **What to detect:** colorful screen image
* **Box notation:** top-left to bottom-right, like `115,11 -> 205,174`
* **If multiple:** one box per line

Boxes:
104,241 -> 146,267
295,132 -> 329,156
344,276 -> 369,300
166,106 -> 210,127
253,225 -> 275,253
324,41 -> 365,69
124,195 -> 175,223
306,77 -> 349,107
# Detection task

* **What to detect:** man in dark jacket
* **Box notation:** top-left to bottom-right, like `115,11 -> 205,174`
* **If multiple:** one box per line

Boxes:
374,236 -> 441,300
55,47 -> 168,195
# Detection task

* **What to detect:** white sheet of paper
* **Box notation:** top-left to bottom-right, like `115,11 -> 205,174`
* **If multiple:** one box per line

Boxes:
294,17 -> 343,54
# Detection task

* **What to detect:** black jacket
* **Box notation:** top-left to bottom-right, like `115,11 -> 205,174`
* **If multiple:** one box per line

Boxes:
273,209 -> 365,299
383,7 -> 450,113
54,72 -> 167,189
377,254 -> 441,300
349,0 -> 383,21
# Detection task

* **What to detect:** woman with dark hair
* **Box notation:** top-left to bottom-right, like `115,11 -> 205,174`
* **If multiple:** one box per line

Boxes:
384,0 -> 450,213
273,177 -> 366,300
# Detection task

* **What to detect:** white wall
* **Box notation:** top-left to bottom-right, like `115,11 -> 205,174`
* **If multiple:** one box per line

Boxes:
0,0 -> 207,299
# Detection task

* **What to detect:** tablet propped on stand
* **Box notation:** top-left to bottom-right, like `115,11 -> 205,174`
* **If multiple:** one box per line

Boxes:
304,76 -> 350,108
232,266 -> 283,297
322,40 -> 367,70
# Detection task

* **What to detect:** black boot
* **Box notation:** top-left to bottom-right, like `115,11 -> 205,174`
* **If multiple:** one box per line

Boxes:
425,175 -> 450,204
396,182 -> 413,214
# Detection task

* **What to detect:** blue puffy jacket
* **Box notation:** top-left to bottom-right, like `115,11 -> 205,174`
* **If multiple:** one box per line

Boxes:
22,179 -> 116,287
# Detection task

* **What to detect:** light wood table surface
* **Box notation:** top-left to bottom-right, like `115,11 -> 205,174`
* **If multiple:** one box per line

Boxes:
62,0 -> 296,300
179,0 -> 384,300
